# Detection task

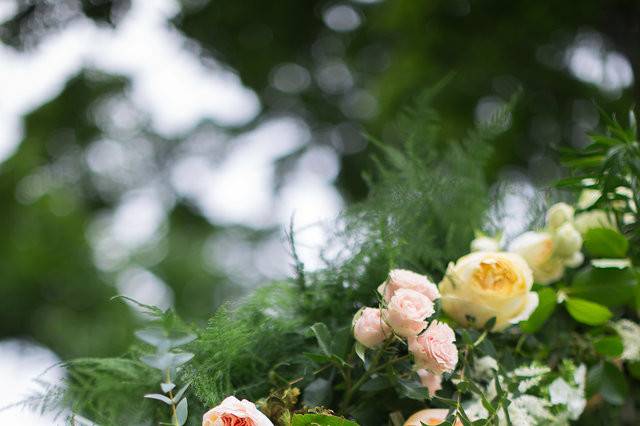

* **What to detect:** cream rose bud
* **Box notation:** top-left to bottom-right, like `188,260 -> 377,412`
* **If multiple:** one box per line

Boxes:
203,396 -> 273,426
408,321 -> 458,374
384,288 -> 434,337
546,202 -> 574,229
508,231 -> 561,284
353,307 -> 391,348
574,210 -> 616,235
417,369 -> 442,397
553,223 -> 582,257
439,252 -> 539,330
470,235 -> 501,252
378,269 -> 440,302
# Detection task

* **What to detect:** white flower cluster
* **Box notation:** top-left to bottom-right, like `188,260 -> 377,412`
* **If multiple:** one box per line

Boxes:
613,319 -> 640,362
462,358 -> 587,426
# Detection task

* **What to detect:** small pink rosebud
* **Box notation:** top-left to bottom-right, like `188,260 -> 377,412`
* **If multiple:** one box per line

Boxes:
353,307 -> 391,348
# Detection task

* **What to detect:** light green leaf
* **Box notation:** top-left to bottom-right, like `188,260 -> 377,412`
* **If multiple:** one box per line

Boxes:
355,342 -> 366,364
520,287 -> 557,333
583,228 -> 629,258
565,297 -> 612,326
311,323 -> 333,356
291,414 -> 359,426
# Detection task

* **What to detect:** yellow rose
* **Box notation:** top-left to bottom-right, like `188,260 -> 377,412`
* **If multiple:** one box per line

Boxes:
439,252 -> 538,331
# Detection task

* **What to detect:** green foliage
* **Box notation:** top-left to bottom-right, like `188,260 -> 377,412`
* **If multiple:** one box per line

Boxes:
520,287 -> 557,333
564,297 -> 612,326
583,228 -> 629,259
291,414 -> 359,426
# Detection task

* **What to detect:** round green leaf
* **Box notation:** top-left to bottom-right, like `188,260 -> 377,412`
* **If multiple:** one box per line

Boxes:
565,297 -> 612,326
583,228 -> 629,258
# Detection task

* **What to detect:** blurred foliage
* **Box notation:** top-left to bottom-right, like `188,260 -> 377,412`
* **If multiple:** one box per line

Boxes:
1,0 -> 639,361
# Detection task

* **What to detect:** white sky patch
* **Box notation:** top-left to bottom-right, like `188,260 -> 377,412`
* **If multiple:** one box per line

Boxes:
0,339 -> 64,426
565,33 -> 634,93
116,267 -> 174,313
171,117 -> 314,227
0,0 -> 260,164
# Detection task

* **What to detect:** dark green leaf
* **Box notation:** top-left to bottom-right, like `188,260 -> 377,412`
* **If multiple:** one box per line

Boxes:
587,361 -> 629,405
291,414 -> 359,426
303,378 -> 332,407
593,336 -> 623,357
565,297 -> 612,326
396,377 -> 428,400
520,287 -> 557,333
360,376 -> 391,392
570,266 -> 637,308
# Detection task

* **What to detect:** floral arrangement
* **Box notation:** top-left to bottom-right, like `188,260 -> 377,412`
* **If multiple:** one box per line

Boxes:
31,97 -> 639,425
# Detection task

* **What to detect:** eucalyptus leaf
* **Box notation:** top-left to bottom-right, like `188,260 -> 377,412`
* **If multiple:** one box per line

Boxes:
565,297 -> 612,326
175,398 -> 188,426
172,383 -> 190,403
160,382 -> 175,393
144,393 -> 173,405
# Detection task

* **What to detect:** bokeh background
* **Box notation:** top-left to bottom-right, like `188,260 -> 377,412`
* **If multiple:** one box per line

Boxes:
0,0 -> 638,423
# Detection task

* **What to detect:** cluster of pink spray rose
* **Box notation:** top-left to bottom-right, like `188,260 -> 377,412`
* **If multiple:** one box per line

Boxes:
352,269 -> 458,396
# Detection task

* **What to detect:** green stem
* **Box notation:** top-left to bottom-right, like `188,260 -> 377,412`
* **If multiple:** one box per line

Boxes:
166,369 -> 179,426
339,341 -> 409,414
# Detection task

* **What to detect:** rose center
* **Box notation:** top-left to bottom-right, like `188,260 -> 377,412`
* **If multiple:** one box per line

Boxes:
473,259 -> 517,292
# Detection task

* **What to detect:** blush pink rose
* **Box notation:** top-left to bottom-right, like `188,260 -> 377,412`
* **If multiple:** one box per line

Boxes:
404,409 -> 462,426
353,307 -> 391,348
384,288 -> 434,337
417,369 -> 442,397
408,321 -> 458,374
378,269 -> 440,302
202,396 -> 273,426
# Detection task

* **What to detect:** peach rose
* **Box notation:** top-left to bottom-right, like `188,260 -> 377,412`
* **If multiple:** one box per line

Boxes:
384,288 -> 434,337
417,369 -> 442,397
378,269 -> 440,302
404,408 -> 462,426
202,396 -> 273,426
353,307 -> 391,348
408,321 -> 458,374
